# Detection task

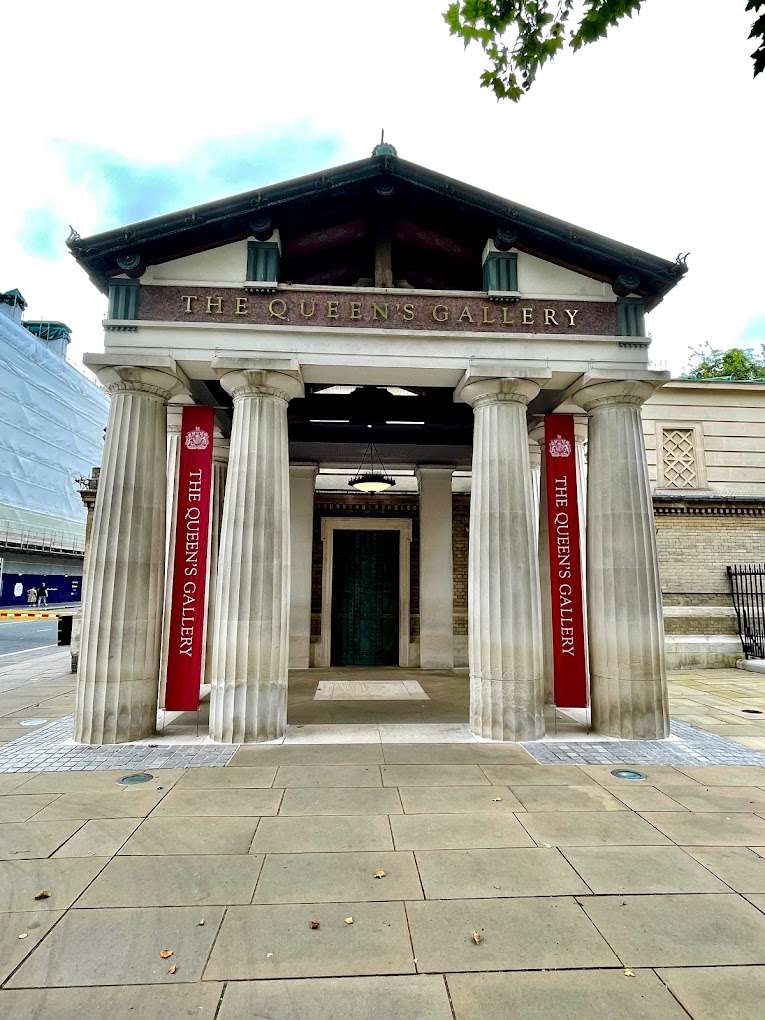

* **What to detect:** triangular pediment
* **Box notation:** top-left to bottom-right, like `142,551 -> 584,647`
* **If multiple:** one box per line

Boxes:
70,154 -> 685,308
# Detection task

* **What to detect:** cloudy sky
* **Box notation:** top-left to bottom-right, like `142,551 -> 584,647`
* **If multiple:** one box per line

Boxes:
1,0 -> 762,374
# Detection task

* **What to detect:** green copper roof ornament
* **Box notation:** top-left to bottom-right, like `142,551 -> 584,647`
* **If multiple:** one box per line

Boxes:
372,129 -> 397,158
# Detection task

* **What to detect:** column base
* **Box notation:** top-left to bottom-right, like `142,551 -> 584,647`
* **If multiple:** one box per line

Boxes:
209,678 -> 287,743
469,675 -> 545,741
590,674 -> 670,740
74,676 -> 159,744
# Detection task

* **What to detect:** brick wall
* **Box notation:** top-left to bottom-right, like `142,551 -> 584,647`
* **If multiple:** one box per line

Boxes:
656,512 -> 765,601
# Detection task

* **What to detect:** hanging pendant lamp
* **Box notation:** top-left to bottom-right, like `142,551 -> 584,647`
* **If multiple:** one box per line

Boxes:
349,438 -> 396,492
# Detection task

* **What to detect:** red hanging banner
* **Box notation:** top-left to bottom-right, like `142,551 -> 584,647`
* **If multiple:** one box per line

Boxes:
164,405 -> 215,711
544,414 -> 588,708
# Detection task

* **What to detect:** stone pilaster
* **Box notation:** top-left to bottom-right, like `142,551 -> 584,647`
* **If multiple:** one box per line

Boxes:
570,376 -> 669,739
416,466 -> 455,668
461,378 -> 544,740
74,365 -> 183,743
158,411 -> 183,711
289,464 -> 318,669
209,370 -> 303,742
203,442 -> 229,686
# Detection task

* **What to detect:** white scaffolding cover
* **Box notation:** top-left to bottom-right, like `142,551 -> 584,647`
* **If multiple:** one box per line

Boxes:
0,312 -> 110,538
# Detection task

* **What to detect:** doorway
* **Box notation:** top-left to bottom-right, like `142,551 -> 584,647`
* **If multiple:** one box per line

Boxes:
331,530 -> 399,666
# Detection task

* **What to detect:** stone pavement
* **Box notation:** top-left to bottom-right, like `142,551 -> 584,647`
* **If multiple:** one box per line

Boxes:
2,748 -> 765,1017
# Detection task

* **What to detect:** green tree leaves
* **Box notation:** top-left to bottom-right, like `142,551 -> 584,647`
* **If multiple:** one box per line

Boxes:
683,343 -> 765,381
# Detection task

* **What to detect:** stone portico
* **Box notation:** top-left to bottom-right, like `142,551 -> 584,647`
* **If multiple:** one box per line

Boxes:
69,148 -> 687,744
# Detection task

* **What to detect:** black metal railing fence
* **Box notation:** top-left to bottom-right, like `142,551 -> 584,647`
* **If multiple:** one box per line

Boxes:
727,564 -> 765,659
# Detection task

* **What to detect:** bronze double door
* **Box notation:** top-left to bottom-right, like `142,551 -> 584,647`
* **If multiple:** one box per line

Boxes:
331,529 -> 399,666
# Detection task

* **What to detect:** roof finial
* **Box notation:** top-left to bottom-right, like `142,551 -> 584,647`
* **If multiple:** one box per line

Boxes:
372,130 -> 397,158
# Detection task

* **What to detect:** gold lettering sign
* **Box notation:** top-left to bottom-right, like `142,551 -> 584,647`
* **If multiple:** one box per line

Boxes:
152,288 -> 612,335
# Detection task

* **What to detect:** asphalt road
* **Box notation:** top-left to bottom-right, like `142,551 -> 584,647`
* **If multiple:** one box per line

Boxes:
0,618 -> 59,657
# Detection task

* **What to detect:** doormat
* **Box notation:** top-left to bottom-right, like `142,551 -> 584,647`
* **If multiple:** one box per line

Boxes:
314,680 -> 429,701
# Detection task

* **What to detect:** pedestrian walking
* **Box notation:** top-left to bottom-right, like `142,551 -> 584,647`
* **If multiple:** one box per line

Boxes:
27,586 -> 37,606
37,580 -> 48,607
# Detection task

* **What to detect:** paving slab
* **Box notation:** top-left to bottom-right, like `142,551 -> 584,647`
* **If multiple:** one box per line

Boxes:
579,893 -> 765,966
609,786 -> 689,811
390,813 -> 534,850
0,856 -> 109,911
53,817 -> 143,857
204,901 -> 414,980
407,897 -> 618,972
579,764 -> 704,787
745,893 -> 765,912
657,785 -> 765,812
0,820 -> 86,859
251,815 -> 393,853
640,811 -> 765,845
217,975 -> 453,1020
398,786 -> 524,813
0,984 -> 224,1020
278,787 -> 403,815
0,774 -> 35,793
253,850 -> 422,903
117,815 -> 259,855
0,910 -> 64,983
447,969 -> 691,1020
172,766 -> 277,789
76,853 -> 264,907
511,784 -> 627,812
152,787 -> 282,816
381,765 -> 490,786
517,811 -> 672,846
230,744 -> 384,766
560,845 -> 730,894
674,765 -> 765,785
7,905 -> 225,986
415,847 -> 589,899
658,965 -> 765,1020
273,765 -> 382,787
18,769 -> 183,793
31,791 -> 166,820
683,846 -> 765,892
0,794 -> 60,822
380,744 -> 533,765
480,765 -> 595,786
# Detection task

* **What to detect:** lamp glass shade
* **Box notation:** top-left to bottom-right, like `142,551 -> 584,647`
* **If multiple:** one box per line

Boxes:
349,473 -> 396,493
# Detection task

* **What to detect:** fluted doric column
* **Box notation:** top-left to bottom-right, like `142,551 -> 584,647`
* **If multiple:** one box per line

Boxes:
461,378 -> 544,740
203,442 -> 229,685
570,375 -> 669,739
528,424 -> 554,704
158,410 -> 183,710
75,365 -> 183,743
209,370 -> 303,742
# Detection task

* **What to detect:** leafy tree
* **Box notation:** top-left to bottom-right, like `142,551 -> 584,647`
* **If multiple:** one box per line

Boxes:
682,343 -> 765,381
444,1 -> 765,101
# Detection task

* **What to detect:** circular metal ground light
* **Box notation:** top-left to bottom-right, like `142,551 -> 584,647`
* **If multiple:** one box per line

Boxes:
116,773 -> 154,786
610,769 -> 646,781
742,709 -> 763,715
19,719 -> 47,727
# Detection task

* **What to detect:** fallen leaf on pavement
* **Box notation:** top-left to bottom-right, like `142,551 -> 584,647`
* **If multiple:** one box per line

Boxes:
472,932 -> 483,945
309,920 -> 320,930
624,968 -> 635,977
18,933 -> 28,940
160,949 -> 174,959
344,917 -> 354,924
492,798 -> 502,802
374,869 -> 386,879
198,920 -> 205,926
167,964 -> 177,974
34,890 -> 51,900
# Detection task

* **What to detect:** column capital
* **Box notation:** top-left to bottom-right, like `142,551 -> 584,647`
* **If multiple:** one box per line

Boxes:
219,369 -> 304,403
527,424 -> 545,446
289,463 -> 319,480
415,465 -> 455,482
567,370 -> 669,413
458,377 -> 540,410
213,439 -> 230,464
95,365 -> 185,401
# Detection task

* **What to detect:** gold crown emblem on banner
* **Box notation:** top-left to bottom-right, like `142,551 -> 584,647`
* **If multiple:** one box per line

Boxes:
185,426 -> 210,451
548,435 -> 572,458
